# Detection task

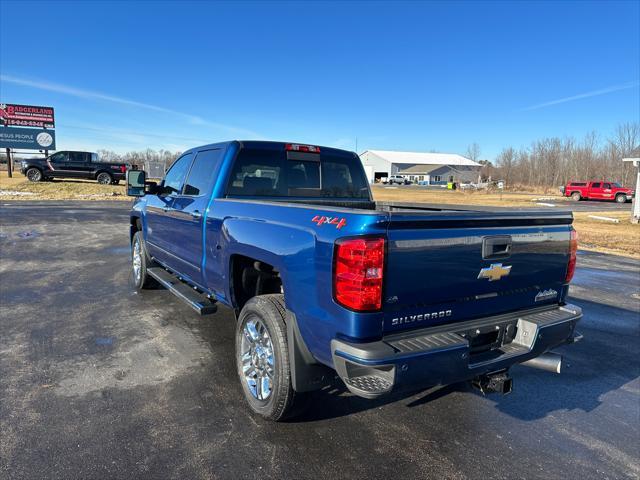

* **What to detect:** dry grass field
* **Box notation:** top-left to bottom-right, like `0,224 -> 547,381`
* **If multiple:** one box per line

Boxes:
572,211 -> 640,258
371,185 -> 563,208
1,172 -> 637,257
0,170 -> 127,200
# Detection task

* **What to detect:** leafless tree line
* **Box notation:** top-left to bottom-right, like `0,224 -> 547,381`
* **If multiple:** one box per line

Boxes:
97,148 -> 181,171
478,122 -> 639,188
4,123 -> 637,189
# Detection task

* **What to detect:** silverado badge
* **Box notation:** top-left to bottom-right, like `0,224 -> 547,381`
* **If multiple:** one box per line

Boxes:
478,263 -> 512,282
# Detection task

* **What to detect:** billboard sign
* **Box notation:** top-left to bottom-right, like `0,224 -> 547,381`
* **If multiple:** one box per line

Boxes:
0,103 -> 55,128
0,126 -> 56,150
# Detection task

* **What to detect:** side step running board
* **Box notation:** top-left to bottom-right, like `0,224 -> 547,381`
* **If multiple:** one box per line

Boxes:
147,267 -> 217,315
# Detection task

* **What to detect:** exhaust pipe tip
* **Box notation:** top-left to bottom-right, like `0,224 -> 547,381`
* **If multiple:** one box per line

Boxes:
522,353 -> 562,374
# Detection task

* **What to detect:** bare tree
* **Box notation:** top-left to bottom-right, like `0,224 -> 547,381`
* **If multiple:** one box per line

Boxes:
465,143 -> 481,163
496,147 -> 515,186
488,122 -> 639,189
610,122 -> 639,186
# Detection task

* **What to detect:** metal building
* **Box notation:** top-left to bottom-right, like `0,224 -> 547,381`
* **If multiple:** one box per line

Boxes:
359,150 -> 481,185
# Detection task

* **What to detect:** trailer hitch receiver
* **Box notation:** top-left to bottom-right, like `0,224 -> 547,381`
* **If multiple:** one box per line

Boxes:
472,371 -> 513,395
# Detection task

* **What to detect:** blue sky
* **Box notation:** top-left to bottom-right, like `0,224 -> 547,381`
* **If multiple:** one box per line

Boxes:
1,0 -> 638,160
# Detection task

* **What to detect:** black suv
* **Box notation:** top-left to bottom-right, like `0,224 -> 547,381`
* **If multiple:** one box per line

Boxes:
20,151 -> 128,185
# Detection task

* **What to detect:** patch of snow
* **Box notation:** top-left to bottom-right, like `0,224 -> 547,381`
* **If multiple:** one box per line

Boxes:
0,190 -> 35,196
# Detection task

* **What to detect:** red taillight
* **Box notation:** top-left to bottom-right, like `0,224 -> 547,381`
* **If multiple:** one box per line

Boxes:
120,165 -> 126,173
565,229 -> 578,283
285,143 -> 320,153
333,237 -> 385,311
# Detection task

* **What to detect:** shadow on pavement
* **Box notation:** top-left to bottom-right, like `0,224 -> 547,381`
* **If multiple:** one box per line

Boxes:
265,297 -> 639,423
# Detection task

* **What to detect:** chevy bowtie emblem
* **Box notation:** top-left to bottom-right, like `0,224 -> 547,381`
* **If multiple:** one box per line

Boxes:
478,263 -> 512,281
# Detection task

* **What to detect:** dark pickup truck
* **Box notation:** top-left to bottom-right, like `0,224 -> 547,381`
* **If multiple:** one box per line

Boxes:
127,140 -> 582,421
20,151 -> 127,184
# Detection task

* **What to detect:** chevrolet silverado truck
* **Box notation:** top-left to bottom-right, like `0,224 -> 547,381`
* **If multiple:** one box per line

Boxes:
561,181 -> 634,203
20,151 -> 127,184
127,140 -> 582,421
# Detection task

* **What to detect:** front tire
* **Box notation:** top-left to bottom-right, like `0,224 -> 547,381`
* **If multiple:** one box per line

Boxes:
615,194 -> 627,204
131,231 -> 157,290
571,192 -> 581,201
97,172 -> 113,185
26,168 -> 43,182
236,294 -> 297,421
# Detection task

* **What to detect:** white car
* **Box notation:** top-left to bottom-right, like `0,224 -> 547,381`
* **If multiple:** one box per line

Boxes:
387,175 -> 410,185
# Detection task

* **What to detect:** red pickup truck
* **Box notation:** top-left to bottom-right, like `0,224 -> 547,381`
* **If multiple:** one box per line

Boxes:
562,181 -> 634,203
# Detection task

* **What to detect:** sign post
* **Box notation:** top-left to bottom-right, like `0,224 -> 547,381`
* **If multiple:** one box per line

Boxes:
5,147 -> 11,178
622,157 -> 640,224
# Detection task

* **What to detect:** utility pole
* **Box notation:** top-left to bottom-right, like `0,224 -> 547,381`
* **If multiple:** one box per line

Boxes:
623,157 -> 640,224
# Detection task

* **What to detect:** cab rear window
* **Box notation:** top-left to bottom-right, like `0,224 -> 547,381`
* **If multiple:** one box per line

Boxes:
226,147 -> 369,198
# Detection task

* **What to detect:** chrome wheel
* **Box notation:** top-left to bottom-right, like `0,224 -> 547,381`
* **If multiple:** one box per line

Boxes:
26,168 -> 42,182
97,173 -> 111,184
240,316 -> 275,401
132,238 -> 142,283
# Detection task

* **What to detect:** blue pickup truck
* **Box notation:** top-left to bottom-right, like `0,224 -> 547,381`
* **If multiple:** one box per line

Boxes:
127,140 -> 582,420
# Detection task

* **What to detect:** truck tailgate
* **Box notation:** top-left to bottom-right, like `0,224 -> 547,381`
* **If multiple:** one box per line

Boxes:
383,210 -> 573,334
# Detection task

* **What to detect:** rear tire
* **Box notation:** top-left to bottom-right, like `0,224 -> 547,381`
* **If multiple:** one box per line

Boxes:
235,294 -> 298,421
26,168 -> 43,182
615,194 -> 627,203
571,192 -> 581,201
97,172 -> 113,185
131,231 -> 157,290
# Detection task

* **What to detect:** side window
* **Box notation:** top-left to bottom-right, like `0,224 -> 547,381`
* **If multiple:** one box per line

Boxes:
227,149 -> 284,196
163,153 -> 193,195
592,182 -> 601,188
69,152 -> 85,163
603,183 -> 611,189
183,149 -> 223,196
49,152 -> 67,163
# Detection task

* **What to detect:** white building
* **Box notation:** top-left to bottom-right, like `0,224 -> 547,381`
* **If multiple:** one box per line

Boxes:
359,149 -> 482,185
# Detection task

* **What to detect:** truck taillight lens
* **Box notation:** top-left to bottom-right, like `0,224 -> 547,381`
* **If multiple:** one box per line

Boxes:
565,229 -> 578,283
120,165 -> 126,173
333,237 -> 385,311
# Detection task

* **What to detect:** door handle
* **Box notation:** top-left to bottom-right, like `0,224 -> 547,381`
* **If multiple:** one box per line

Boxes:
482,235 -> 512,260
191,210 -> 202,219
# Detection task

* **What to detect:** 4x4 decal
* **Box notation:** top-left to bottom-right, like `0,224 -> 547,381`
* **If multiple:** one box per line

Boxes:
311,215 -> 347,229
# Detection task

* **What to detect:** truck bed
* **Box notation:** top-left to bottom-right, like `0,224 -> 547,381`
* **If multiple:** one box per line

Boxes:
229,197 -> 573,335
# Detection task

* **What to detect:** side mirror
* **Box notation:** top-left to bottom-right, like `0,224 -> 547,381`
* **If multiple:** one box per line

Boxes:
127,170 -> 146,197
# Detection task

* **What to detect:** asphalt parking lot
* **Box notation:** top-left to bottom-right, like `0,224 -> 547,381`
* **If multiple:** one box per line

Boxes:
1,201 -> 639,480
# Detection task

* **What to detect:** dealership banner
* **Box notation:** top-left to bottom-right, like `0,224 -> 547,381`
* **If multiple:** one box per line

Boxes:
0,126 -> 56,150
0,103 -> 55,128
